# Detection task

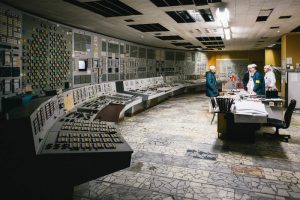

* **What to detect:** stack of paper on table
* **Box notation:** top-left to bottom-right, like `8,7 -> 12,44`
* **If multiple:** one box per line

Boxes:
234,101 -> 268,116
234,101 -> 268,123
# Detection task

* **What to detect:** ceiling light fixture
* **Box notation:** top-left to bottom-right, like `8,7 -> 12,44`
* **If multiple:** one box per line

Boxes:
187,10 -> 203,22
216,8 -> 229,28
267,43 -> 276,47
224,28 -> 231,40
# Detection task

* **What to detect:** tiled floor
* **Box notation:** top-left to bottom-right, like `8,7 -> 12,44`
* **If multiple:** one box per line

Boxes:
74,93 -> 300,200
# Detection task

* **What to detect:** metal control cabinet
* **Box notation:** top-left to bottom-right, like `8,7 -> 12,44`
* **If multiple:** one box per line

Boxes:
287,72 -> 300,109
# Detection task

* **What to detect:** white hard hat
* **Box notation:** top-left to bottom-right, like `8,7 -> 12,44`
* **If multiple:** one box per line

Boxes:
264,64 -> 272,71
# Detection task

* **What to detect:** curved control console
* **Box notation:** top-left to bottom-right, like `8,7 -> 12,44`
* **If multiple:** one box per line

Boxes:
3,82 -> 138,200
2,76 -> 211,200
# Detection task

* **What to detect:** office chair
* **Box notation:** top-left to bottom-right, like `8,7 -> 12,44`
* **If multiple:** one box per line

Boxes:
210,97 -> 234,124
263,99 -> 296,142
210,97 -> 217,124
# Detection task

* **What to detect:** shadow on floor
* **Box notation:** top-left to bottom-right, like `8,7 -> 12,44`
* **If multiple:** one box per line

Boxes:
211,131 -> 289,160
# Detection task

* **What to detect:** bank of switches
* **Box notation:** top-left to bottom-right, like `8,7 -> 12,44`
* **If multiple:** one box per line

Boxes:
79,96 -> 110,111
45,120 -> 123,151
61,119 -> 117,132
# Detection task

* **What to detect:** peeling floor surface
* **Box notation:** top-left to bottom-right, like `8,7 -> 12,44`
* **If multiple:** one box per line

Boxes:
74,93 -> 300,200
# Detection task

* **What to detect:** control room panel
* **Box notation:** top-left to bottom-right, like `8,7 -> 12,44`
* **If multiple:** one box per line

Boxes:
28,81 -> 140,155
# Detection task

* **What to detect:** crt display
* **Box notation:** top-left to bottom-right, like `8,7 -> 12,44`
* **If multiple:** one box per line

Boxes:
79,60 -> 87,71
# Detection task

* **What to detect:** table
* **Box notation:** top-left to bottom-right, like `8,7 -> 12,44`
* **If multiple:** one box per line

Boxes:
217,103 -> 284,143
221,89 -> 285,108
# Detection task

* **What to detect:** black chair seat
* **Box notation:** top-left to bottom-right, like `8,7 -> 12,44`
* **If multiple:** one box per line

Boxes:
266,118 -> 286,128
263,99 -> 296,142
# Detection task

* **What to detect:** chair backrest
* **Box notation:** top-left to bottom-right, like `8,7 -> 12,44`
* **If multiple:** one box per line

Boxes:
284,99 -> 297,128
210,97 -> 216,109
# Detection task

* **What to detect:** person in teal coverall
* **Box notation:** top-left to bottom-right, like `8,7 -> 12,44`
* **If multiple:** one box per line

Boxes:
205,65 -> 219,97
248,64 -> 265,95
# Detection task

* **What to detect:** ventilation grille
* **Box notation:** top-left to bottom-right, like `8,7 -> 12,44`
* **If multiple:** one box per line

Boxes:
279,15 -> 291,19
196,37 -> 224,48
196,36 -> 222,41
158,0 -> 194,7
64,0 -> 142,17
256,16 -> 268,22
202,42 -> 224,45
291,26 -> 300,32
205,45 -> 225,48
256,8 -> 273,22
184,45 -> 202,49
128,23 -> 169,32
195,0 -> 209,6
172,42 -> 193,46
124,19 -> 135,22
166,11 -> 195,23
150,0 -> 221,7
199,9 -> 214,22
209,0 -> 222,3
156,35 -> 184,40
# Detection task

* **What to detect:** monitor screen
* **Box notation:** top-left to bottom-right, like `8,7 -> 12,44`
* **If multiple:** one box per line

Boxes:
79,60 -> 87,71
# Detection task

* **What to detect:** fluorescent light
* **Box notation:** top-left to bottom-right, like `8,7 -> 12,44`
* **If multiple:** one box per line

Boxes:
187,10 -> 202,22
267,44 -> 276,47
224,28 -> 231,40
216,8 -> 230,28
222,20 -> 228,28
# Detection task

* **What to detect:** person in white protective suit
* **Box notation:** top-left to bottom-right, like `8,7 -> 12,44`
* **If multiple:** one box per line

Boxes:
264,65 -> 277,91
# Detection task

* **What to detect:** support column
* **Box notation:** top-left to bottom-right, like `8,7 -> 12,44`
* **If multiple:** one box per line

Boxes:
281,33 -> 300,98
